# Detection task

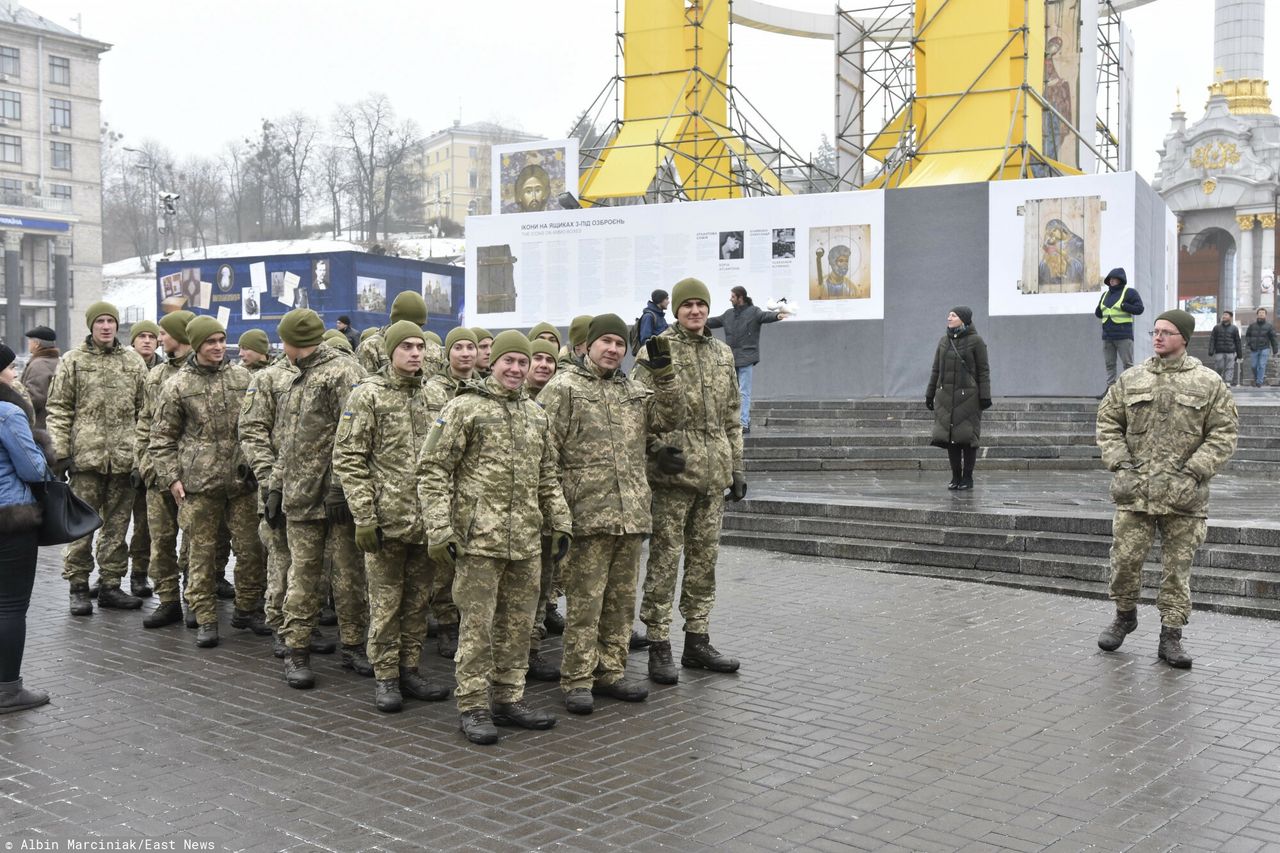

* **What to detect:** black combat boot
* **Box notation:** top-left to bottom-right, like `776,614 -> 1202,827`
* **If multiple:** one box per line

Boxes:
459,708 -> 499,744
271,631 -> 288,659
592,678 -> 649,702
629,628 -> 650,651
231,609 -> 254,630
284,650 -> 315,689
1158,626 -> 1193,669
647,640 -> 678,684
308,629 -> 336,654
215,577 -> 235,600
142,601 -> 183,629
492,699 -> 557,730
527,649 -> 560,682
129,574 -> 153,598
0,678 -> 50,715
375,679 -> 403,713
98,585 -> 142,610
399,667 -> 450,701
544,603 -> 565,636
318,602 -> 338,627
69,584 -> 93,617
425,614 -> 439,638
89,579 -> 99,599
682,633 -> 740,673
184,607 -> 198,629
195,623 -> 219,648
341,644 -> 374,677
1097,608 -> 1138,651
563,688 -> 593,715
437,623 -> 459,659
248,610 -> 272,636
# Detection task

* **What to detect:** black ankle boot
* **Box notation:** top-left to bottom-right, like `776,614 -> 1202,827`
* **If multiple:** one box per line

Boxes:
1097,608 -> 1137,651
1158,626 -> 1193,668
98,585 -> 142,610
69,584 -> 92,617
143,601 -> 183,629
681,633 -> 740,673
375,679 -> 403,713
341,644 -> 374,677
285,650 -> 315,689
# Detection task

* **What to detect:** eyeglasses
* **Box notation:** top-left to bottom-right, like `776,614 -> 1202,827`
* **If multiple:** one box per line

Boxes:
1147,329 -> 1179,339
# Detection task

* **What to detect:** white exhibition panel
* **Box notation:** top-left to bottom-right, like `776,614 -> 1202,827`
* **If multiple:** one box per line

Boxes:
988,171 -> 1138,317
464,190 -> 885,327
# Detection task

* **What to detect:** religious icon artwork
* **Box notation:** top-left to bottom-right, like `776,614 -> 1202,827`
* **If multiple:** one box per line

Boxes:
1019,195 -> 1102,294
808,225 -> 871,301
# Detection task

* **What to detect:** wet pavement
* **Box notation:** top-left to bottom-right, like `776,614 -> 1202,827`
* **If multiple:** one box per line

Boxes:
6,540 -> 1280,851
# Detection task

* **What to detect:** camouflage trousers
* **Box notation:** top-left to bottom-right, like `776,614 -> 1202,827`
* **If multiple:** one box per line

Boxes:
453,553 -> 539,712
561,534 -> 643,692
281,519 -> 368,650
429,552 -> 458,628
145,488 -> 186,604
62,471 -> 133,588
640,487 -> 725,642
129,488 -> 150,578
178,490 -> 265,625
1109,509 -> 1207,628
365,538 -> 433,680
259,518 -> 290,630
529,535 -> 555,651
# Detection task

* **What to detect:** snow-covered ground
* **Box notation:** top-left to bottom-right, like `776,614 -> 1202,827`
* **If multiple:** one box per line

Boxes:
103,235 -> 466,322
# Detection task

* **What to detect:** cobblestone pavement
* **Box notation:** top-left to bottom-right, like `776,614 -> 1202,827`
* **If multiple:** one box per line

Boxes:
5,542 -> 1280,852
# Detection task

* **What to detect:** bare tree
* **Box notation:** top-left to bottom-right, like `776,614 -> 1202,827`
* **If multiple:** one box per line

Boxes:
275,111 -> 318,236
316,144 -> 348,239
332,94 -> 421,240
175,156 -> 223,254
221,142 -> 250,243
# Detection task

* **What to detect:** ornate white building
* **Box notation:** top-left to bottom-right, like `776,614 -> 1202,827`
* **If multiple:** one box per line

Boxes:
1152,0 -> 1278,317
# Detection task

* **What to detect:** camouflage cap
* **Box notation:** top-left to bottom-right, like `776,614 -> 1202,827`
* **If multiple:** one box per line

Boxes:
389,291 -> 428,325
277,309 -> 325,347
238,328 -> 271,356
129,320 -> 161,343
84,300 -> 120,330
384,319 -> 426,357
530,339 -> 559,360
489,329 -> 532,364
587,313 -> 629,347
186,315 -> 225,352
527,321 -> 561,349
445,326 -> 478,353
671,277 -> 711,310
159,310 -> 196,344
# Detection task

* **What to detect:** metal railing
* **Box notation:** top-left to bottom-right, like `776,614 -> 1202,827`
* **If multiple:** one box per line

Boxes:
0,191 -> 73,214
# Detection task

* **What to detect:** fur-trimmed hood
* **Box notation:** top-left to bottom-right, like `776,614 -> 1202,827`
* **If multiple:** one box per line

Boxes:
0,381 -> 54,464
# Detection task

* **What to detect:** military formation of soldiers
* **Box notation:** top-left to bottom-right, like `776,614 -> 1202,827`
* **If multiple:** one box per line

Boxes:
44,277 -> 745,744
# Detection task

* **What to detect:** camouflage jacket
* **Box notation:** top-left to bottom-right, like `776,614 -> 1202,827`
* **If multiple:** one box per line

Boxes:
332,367 -> 435,543
46,338 -> 147,474
358,326 -> 444,377
540,358 -> 676,536
150,358 -> 254,495
1097,353 -> 1238,517
236,357 -> 299,485
633,324 -> 744,494
270,344 -> 365,521
417,376 -> 571,560
135,357 -> 186,485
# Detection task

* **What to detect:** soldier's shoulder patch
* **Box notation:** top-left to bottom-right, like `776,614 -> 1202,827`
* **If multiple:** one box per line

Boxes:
342,410 -> 355,422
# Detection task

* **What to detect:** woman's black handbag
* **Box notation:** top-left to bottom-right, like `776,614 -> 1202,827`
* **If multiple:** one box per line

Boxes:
34,476 -> 103,546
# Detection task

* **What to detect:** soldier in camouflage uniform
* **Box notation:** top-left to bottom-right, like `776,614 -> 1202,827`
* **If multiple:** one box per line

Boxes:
633,278 -> 746,682
471,327 -> 493,378
524,337 -> 563,680
557,315 -> 592,369
356,291 -> 443,377
418,331 -> 572,745
254,309 -> 369,689
150,317 -> 268,648
323,328 -> 355,356
424,326 -> 480,659
1095,309 -> 1238,668
237,331 -> 302,659
528,322 -> 561,350
333,321 -> 451,713
126,319 -> 164,599
542,315 -> 679,714
238,329 -> 272,371
47,301 -> 148,616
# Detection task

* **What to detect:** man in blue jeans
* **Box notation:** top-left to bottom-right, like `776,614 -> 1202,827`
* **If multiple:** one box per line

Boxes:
706,286 -> 786,432
1245,308 -> 1278,387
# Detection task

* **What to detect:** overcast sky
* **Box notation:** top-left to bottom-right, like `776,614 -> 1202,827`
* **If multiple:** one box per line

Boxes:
24,0 -> 1280,183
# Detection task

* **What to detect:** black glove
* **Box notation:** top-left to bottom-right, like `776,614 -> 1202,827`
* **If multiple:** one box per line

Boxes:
236,462 -> 258,490
979,398 -> 993,411
264,489 -> 284,529
129,468 -> 145,492
655,445 -> 686,475
925,398 -> 934,411
645,335 -> 673,372
53,458 -> 72,480
324,483 -> 353,527
727,472 -> 748,502
552,531 -> 572,564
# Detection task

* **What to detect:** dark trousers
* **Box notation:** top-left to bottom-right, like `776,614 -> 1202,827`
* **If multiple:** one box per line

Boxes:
0,526 -> 39,682
947,444 -> 977,480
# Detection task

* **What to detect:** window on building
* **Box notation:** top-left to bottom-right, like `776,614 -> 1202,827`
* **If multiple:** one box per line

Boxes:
49,56 -> 69,85
469,145 -> 478,159
0,47 -> 18,78
0,133 -> 19,163
51,141 -> 70,170
49,98 -> 70,129
1,177 -> 20,203
50,183 -> 71,200
0,90 -> 18,121
468,170 -> 477,189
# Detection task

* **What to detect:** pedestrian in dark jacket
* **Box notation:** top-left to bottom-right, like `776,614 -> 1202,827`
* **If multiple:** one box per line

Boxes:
637,290 -> 669,349
925,306 -> 992,490
19,326 -> 60,431
1244,308 -> 1278,387
1094,267 -> 1143,388
0,344 -> 54,714
1207,310 -> 1242,385
336,316 -> 361,351
706,286 -> 786,432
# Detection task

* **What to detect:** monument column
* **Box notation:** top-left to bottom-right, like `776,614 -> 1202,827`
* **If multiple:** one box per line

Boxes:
3,231 -> 21,343
1261,212 -> 1277,312
1236,214 -> 1257,314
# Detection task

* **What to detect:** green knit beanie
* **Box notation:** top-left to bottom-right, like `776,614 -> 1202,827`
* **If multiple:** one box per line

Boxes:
671,277 -> 711,311
322,328 -> 353,353
186,316 -> 225,353
130,320 -> 161,343
384,320 -> 426,357
389,291 -> 428,325
445,326 -> 478,353
530,339 -> 559,360
587,313 -> 629,347
489,329 -> 532,364
159,310 -> 196,344
425,330 -> 442,346
527,321 -> 561,349
360,326 -> 379,343
1156,309 -> 1196,344
84,300 -> 119,330
568,314 -> 592,347
238,329 -> 270,356
277,309 -> 325,347
470,326 -> 493,343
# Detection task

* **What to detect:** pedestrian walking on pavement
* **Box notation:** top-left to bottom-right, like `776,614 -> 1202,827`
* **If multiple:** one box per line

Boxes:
19,325 -> 59,430
706,286 -> 785,432
1245,308 -> 1278,387
1207,310 -> 1242,386
925,306 -> 992,491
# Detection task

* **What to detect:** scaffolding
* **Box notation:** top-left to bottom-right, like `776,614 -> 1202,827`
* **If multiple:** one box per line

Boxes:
1094,1 -> 1123,173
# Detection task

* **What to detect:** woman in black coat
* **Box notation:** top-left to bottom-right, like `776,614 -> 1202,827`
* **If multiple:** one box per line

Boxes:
925,306 -> 992,490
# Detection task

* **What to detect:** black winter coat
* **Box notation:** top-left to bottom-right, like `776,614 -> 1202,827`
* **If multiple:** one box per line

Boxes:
926,326 -> 991,448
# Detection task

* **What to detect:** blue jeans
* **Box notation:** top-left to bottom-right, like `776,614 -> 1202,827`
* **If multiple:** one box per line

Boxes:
737,364 -> 753,429
1252,349 -> 1271,385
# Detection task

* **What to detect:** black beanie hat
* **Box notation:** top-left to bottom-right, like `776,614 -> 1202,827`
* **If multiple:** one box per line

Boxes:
0,343 -> 14,373
951,306 -> 974,327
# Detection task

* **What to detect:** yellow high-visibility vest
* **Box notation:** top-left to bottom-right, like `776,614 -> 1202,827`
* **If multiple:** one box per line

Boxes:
1098,285 -> 1134,325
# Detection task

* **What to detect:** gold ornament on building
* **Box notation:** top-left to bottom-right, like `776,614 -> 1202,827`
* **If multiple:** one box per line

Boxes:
1202,178 -> 1217,195
1207,78 -> 1272,115
1260,213 -> 1277,230
1190,141 -> 1241,170
1236,213 -> 1258,230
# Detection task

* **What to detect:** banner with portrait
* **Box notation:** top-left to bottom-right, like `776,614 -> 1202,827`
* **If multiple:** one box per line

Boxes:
491,138 -> 580,215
